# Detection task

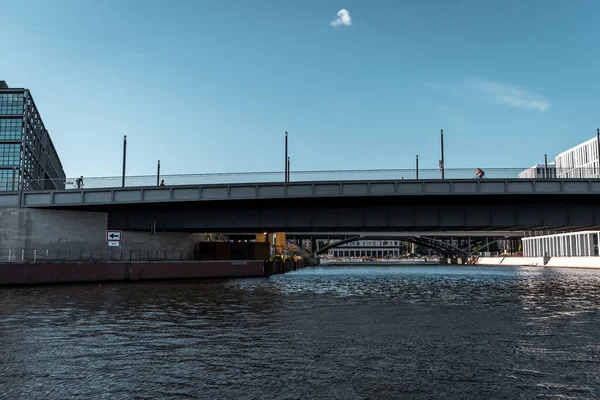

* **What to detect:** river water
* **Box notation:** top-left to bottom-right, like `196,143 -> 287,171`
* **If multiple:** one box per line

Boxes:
1,265 -> 600,399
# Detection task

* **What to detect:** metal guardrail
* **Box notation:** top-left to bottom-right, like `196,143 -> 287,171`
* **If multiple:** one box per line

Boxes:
0,249 -> 195,263
2,166 -> 593,192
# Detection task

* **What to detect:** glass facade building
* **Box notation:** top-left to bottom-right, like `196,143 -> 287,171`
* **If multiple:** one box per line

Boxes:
0,81 -> 65,191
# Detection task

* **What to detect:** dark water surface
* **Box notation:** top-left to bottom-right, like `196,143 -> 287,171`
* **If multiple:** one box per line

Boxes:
2,265 -> 600,399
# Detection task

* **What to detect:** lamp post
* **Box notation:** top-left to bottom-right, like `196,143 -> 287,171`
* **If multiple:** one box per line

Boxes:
284,132 -> 288,183
544,154 -> 548,179
416,155 -> 419,179
157,160 -> 161,186
121,135 -> 127,187
440,129 -> 445,179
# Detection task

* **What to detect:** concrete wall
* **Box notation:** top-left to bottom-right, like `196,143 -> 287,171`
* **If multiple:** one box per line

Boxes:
476,257 -> 504,265
477,257 -> 545,266
0,261 -> 266,285
0,209 -> 27,250
545,257 -> 600,269
0,208 -> 204,256
478,256 -> 600,268
499,257 -> 545,266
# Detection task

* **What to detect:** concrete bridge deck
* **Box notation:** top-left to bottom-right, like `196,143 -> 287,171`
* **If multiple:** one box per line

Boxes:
1,178 -> 599,208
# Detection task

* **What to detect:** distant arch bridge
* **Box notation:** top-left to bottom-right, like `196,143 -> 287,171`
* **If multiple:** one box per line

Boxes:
314,236 -> 472,258
291,232 -> 516,258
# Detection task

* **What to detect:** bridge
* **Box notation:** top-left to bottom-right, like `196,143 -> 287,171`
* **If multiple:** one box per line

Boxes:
1,174 -> 600,233
313,235 -> 474,257
226,231 -> 520,258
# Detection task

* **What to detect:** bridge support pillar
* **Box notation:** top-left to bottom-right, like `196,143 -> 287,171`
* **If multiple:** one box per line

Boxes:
468,236 -> 472,258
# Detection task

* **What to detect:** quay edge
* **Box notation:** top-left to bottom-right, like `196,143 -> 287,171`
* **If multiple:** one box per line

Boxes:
0,259 -> 307,286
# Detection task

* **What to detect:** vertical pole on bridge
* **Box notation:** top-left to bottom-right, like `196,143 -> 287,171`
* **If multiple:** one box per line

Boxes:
284,132 -> 289,183
157,160 -> 161,186
440,129 -> 445,179
416,155 -> 419,179
287,157 -> 291,182
122,135 -> 127,188
544,154 -> 548,179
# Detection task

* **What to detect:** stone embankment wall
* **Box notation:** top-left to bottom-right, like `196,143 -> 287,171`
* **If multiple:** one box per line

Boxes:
476,257 -> 546,266
0,260 -> 267,285
0,208 -> 203,255
475,257 -> 505,265
477,256 -> 600,268
0,258 -> 309,285
545,257 -> 600,269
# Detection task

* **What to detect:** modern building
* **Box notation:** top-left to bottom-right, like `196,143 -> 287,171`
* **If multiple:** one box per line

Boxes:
517,162 -> 556,179
0,81 -> 65,191
522,231 -> 600,257
555,136 -> 600,179
330,239 -> 403,258
519,134 -> 600,179
517,135 -> 600,258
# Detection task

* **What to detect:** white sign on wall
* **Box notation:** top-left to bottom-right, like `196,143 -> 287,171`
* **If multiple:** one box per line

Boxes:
108,241 -> 120,247
106,230 -> 122,242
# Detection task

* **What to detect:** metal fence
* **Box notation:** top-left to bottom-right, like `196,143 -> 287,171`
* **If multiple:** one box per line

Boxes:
0,249 -> 195,263
2,166 -> 594,192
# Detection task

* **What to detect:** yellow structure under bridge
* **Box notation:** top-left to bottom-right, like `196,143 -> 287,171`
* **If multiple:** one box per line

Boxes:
255,232 -> 286,255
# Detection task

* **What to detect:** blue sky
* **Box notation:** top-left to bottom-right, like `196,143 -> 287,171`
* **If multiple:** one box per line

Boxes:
1,0 -> 599,178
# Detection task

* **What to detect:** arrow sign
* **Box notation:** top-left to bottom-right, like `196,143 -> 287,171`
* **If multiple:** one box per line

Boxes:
106,230 -> 122,242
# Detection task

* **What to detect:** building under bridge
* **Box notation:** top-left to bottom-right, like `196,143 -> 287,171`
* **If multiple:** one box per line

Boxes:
329,239 -> 403,258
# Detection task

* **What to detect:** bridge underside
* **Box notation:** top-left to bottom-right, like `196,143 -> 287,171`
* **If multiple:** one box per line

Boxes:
101,195 -> 600,233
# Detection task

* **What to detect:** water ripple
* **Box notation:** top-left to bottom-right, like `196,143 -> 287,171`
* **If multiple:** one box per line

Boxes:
1,265 -> 600,399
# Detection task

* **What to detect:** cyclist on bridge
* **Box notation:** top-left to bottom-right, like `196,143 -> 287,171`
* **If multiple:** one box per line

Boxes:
476,168 -> 485,179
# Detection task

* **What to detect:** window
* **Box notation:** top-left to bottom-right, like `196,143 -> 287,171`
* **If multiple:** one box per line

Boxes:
0,144 -> 21,166
0,118 -> 23,140
0,93 -> 25,115
0,169 -> 17,191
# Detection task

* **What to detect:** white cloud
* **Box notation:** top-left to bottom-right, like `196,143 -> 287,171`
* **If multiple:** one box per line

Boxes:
466,77 -> 551,112
331,9 -> 352,27
427,77 -> 551,112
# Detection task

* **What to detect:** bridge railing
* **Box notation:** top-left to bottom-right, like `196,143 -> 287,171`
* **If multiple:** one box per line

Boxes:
0,248 -> 195,263
2,167 -> 598,192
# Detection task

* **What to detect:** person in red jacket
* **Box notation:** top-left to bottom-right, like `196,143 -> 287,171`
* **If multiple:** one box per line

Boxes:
476,168 -> 485,179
